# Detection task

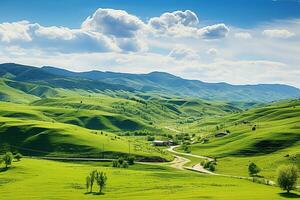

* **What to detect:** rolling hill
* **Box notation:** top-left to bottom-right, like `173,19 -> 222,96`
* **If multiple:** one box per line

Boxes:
185,99 -> 300,181
0,63 -> 299,102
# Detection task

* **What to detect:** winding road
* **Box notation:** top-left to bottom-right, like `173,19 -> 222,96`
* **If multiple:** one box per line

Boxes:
166,145 -> 276,185
167,145 -> 217,174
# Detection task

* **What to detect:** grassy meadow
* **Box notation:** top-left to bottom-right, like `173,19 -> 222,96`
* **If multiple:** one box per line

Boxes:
179,99 -> 300,183
0,158 -> 297,200
0,75 -> 299,199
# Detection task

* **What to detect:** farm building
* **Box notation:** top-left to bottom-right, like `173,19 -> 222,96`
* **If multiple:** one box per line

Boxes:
152,140 -> 173,146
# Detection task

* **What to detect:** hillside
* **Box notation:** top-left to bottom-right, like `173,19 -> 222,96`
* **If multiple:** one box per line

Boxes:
42,65 -> 300,102
1,63 -> 300,102
185,99 -> 300,181
0,102 -> 172,161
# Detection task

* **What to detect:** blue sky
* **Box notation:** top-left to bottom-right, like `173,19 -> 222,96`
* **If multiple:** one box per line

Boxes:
1,0 -> 300,28
0,0 -> 299,87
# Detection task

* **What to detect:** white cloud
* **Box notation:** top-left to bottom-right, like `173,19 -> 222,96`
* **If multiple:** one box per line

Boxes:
82,8 -> 145,38
148,10 -> 229,39
168,47 -> 198,60
234,32 -> 252,39
148,10 -> 198,33
262,29 -> 295,38
115,37 -> 147,52
207,48 -> 218,56
0,21 -> 32,42
198,23 -> 229,39
34,25 -> 74,40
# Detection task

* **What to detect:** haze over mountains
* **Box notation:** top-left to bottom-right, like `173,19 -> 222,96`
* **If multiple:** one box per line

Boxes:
1,63 -> 300,102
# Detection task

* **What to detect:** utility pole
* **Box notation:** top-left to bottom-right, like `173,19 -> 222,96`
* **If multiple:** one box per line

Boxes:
128,140 -> 131,155
102,144 -> 104,159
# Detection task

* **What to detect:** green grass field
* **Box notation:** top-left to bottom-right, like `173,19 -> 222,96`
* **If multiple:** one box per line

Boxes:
1,158 -> 298,200
0,75 -> 299,199
182,99 -> 300,183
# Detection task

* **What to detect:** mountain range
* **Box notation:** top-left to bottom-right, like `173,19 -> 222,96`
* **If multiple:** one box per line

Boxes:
1,62 -> 300,102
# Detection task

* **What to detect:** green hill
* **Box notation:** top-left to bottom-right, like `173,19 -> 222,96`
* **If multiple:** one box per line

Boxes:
1,63 -> 300,102
186,99 -> 300,180
0,102 -> 171,160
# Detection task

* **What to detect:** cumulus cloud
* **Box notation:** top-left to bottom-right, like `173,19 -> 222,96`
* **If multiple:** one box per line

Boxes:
148,10 -> 198,33
262,29 -> 295,38
198,23 -> 229,39
115,37 -> 147,52
207,48 -> 218,55
0,21 -> 32,42
148,11 -> 229,39
82,8 -> 145,38
34,25 -> 74,40
0,21 -> 120,53
148,10 -> 200,38
168,47 -> 199,60
0,8 -> 230,54
234,32 -> 252,39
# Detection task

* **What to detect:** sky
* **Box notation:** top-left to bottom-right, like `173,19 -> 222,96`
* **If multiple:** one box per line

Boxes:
0,0 -> 300,87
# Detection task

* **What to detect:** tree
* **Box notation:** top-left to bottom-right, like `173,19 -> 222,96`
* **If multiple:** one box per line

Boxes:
209,162 -> 216,172
89,170 -> 97,192
2,152 -> 13,168
86,175 -> 91,192
14,153 -> 22,161
277,165 -> 298,193
127,156 -> 135,165
95,171 -> 107,193
112,160 -> 119,168
122,161 -> 129,168
248,162 -> 260,176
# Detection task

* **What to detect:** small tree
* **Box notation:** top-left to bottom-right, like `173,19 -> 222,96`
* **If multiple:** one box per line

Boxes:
112,160 -> 119,168
277,165 -> 298,193
122,161 -> 129,168
127,156 -> 135,165
14,153 -> 22,161
209,162 -> 216,172
89,170 -> 97,192
86,175 -> 91,192
2,152 -> 13,168
95,171 -> 107,194
248,162 -> 260,176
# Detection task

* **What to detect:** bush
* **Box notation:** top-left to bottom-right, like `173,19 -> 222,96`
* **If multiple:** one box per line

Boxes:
2,152 -> 13,168
201,160 -> 216,172
127,156 -> 135,165
181,144 -> 191,153
112,160 -> 119,168
112,157 -> 130,168
14,153 -> 22,161
277,165 -> 298,193
147,136 -> 155,141
122,161 -> 129,168
248,162 -> 260,176
209,163 -> 216,172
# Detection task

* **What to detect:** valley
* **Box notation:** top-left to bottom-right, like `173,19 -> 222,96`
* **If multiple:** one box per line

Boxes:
0,63 -> 299,199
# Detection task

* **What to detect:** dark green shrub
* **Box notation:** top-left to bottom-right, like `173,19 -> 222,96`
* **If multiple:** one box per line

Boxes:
112,160 -> 119,168
122,161 -> 129,168
2,152 -> 13,168
209,162 -> 216,172
248,162 -> 261,176
127,156 -> 135,165
14,153 -> 22,161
